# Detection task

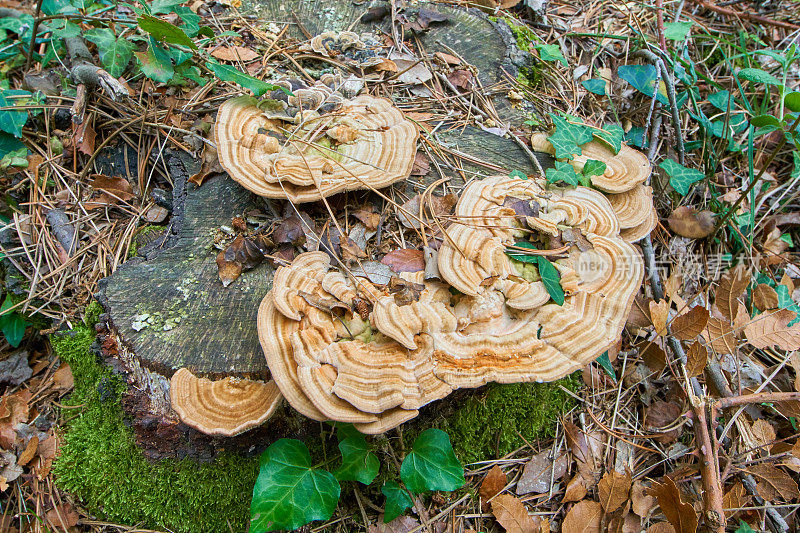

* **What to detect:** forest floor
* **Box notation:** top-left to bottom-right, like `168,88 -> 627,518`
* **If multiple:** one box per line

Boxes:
1,0 -> 800,531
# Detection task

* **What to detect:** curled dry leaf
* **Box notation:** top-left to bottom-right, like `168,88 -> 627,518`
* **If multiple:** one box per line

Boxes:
744,309 -> 800,350
722,482 -> 749,513
480,465 -> 507,505
716,265 -> 749,323
17,435 -> 38,466
490,494 -> 540,533
189,145 -> 225,186
645,401 -> 682,444
597,470 -> 632,512
381,249 -> 425,273
87,175 -> 134,209
645,524 -> 676,533
46,502 -> 79,529
564,421 -> 600,483
649,300 -> 669,336
752,283 -> 779,311
639,340 -> 667,372
562,475 -> 589,503
646,477 -> 698,533
749,463 -> 800,502
516,450 -> 568,495
670,306 -> 709,340
667,206 -> 715,239
684,341 -> 707,378
561,500 -> 602,533
352,207 -> 381,231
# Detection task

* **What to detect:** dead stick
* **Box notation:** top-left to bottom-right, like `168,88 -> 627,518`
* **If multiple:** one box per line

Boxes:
715,391 -> 800,410
691,0 -> 800,30
692,398 -> 726,532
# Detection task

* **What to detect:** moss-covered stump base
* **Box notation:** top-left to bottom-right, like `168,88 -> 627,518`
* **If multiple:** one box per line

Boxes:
53,318 -> 575,533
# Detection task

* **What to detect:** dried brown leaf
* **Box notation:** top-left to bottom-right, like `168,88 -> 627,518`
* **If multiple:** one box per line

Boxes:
744,309 -> 800,350
685,341 -> 707,378
667,206 -> 715,239
751,419 -> 776,451
561,500 -> 602,533
639,341 -> 667,372
722,482 -> 749,511
598,470 -> 632,512
480,465 -> 507,504
369,516 -> 420,533
516,450 -> 568,495
645,401 -> 682,444
645,524 -> 675,533
631,481 -> 656,517
564,421 -> 597,480
216,250 -> 242,287
17,435 -> 38,466
46,502 -> 79,529
753,284 -> 779,311
52,364 -> 74,391
562,475 -> 588,503
750,463 -> 800,501
646,477 -> 698,533
381,249 -> 425,273
671,306 -> 709,340
705,317 -> 737,354
649,300 -> 669,336
716,265 -> 749,323
210,45 -> 259,62
352,208 -> 381,231
491,494 -> 540,533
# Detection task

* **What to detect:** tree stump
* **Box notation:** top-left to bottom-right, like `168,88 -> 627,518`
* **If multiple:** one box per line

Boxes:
97,0 -> 552,459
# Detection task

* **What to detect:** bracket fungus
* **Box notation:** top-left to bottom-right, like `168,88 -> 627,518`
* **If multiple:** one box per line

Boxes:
299,31 -> 384,68
257,172 -> 644,432
169,368 -> 282,436
531,132 -> 657,242
214,79 -> 419,203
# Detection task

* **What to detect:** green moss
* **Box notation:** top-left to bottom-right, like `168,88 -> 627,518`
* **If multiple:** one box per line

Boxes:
51,325 -> 258,533
128,225 -> 166,258
438,379 -> 578,464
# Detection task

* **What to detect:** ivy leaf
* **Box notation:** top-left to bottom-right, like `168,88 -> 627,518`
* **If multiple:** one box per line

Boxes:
84,28 -> 135,78
509,169 -> 528,180
593,124 -> 624,154
594,351 -> 616,380
664,21 -> 693,41
506,240 -> 538,264
400,429 -> 465,494
618,64 -> 668,104
206,61 -> 284,97
582,159 -> 607,181
250,439 -> 341,532
382,481 -> 414,523
535,256 -> 564,306
138,14 -> 197,49
150,0 -> 183,14
0,90 -> 32,137
0,296 -> 27,348
535,44 -> 567,67
792,152 -> 800,181
136,38 -> 174,84
333,435 -> 379,485
659,159 -> 704,196
737,68 -> 781,86
581,78 -> 606,95
546,114 -> 593,159
0,132 -> 26,158
545,160 -> 580,186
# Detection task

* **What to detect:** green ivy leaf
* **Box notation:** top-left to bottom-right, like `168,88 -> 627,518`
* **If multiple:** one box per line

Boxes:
0,90 -> 32,137
546,114 -> 593,159
708,90 -> 734,113
400,429 -> 464,494
0,147 -> 28,169
506,240 -> 539,264
618,64 -> 668,104
535,44 -> 567,67
659,159 -> 704,196
381,481 -> 414,523
0,132 -> 26,158
737,68 -> 781,86
582,159 -> 607,180
206,61 -> 284,97
664,21 -> 693,41
792,152 -> 800,180
250,439 -> 341,532
535,256 -> 564,306
595,351 -> 616,381
581,78 -> 606,96
593,124 -> 624,154
0,296 -> 27,348
545,160 -> 580,186
138,14 -> 197,49
735,520 -> 757,533
136,38 -> 174,84
785,92 -> 800,113
749,114 -> 782,129
84,28 -> 135,78
509,169 -> 528,180
333,435 -> 379,485
150,0 -> 184,14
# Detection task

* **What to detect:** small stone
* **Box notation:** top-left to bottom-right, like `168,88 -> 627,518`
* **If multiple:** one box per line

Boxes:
144,205 -> 168,224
